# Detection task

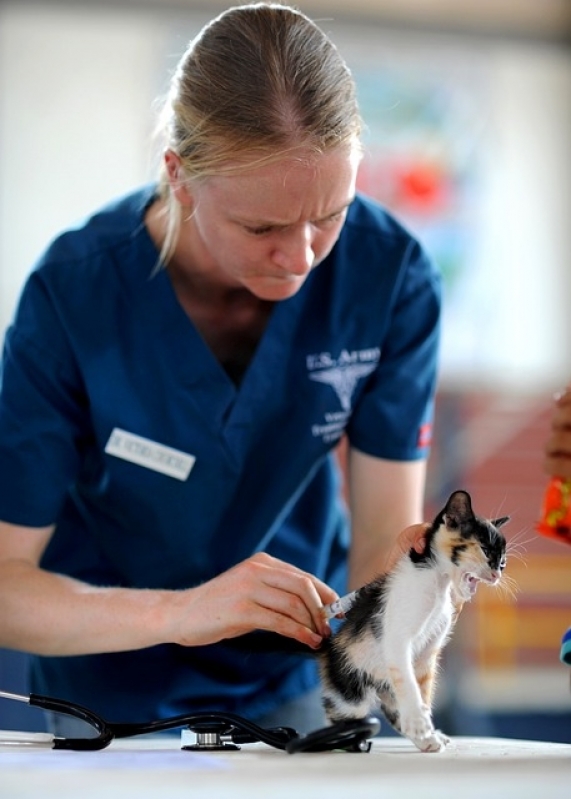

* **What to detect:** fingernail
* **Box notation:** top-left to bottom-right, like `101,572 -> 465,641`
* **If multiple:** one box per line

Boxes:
310,633 -> 323,647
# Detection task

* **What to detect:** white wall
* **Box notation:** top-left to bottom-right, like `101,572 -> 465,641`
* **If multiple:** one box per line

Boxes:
441,40 -> 571,391
1,2 -> 570,391
0,2 -> 171,329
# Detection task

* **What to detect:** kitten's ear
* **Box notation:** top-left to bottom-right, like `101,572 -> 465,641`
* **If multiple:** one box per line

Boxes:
443,490 -> 474,528
492,515 -> 510,528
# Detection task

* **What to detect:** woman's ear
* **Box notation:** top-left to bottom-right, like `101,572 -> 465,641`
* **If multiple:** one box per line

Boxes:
164,149 -> 194,207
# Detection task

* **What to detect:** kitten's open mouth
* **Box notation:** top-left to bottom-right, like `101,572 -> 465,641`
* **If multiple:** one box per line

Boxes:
462,573 -> 480,596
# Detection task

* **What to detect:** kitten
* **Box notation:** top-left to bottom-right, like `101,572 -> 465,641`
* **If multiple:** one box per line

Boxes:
318,489 -> 508,752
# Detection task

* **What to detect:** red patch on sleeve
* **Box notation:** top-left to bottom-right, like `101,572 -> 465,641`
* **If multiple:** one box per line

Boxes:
417,423 -> 432,448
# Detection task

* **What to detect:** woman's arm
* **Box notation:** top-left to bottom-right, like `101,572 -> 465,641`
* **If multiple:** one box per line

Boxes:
0,520 -> 336,656
346,448 -> 427,589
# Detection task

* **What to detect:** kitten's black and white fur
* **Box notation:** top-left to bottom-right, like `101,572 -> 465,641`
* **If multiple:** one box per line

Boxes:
318,490 -> 508,753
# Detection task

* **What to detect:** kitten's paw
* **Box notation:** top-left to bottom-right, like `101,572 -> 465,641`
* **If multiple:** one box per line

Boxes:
399,711 -> 433,743
415,729 -> 450,753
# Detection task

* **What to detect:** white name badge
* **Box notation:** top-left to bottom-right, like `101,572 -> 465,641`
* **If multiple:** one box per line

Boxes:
105,428 -> 196,481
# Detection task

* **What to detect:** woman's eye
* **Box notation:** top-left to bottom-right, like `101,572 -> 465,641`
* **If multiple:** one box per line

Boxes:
246,226 -> 274,236
245,211 -> 345,237
317,212 -> 345,227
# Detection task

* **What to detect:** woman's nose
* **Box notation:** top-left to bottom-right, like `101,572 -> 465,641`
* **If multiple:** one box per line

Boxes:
272,225 -> 315,275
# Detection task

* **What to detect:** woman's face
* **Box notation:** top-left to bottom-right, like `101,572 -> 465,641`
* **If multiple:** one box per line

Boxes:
179,144 -> 361,301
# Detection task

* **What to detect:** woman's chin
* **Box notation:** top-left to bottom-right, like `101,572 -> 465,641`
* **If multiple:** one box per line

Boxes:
247,275 -> 308,301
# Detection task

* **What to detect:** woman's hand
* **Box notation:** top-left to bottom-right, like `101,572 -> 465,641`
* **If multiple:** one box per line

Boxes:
171,552 -> 338,650
383,522 -> 429,572
544,386 -> 571,480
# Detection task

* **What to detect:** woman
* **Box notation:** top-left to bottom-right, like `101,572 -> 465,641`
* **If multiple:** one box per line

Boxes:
0,3 -> 440,733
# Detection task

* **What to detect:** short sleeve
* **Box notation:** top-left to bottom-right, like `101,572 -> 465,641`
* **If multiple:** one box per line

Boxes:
0,272 -> 89,526
346,238 -> 441,460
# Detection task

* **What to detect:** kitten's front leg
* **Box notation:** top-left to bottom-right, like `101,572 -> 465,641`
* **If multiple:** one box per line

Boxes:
386,660 -> 448,753
378,685 -> 445,752
415,651 -> 450,752
416,651 -> 438,709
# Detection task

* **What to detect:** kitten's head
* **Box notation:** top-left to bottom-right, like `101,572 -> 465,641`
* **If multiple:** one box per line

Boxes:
432,490 -> 509,601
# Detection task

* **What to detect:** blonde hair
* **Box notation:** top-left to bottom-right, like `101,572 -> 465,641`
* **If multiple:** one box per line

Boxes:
156,2 -> 362,264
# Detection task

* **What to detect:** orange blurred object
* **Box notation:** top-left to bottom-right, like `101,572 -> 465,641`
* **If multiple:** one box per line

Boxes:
536,477 -> 571,545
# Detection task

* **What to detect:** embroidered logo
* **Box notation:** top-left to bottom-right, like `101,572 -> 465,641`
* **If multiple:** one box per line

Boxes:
309,362 -> 377,411
307,349 -> 380,411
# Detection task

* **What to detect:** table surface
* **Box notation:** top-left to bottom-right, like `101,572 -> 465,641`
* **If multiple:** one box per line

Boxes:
1,732 -> 571,799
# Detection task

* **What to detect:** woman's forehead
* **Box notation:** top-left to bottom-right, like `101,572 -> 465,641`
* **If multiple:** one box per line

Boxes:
196,146 -> 360,222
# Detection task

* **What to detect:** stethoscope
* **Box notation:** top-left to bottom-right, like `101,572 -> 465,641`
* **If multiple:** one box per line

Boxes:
0,595 -> 377,754
0,689 -> 380,754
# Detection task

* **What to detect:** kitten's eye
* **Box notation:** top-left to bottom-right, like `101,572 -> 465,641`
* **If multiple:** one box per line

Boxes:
500,557 -> 507,569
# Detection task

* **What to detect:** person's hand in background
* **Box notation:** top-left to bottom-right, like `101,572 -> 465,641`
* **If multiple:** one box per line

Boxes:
544,386 -> 571,479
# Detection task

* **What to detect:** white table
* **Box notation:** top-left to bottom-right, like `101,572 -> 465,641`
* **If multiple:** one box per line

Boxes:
1,733 -> 570,799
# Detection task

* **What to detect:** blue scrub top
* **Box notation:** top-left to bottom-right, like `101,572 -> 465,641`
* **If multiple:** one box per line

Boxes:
0,185 -> 441,723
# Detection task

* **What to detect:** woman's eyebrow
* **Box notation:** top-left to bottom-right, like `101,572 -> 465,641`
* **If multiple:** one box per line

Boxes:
238,198 -> 355,228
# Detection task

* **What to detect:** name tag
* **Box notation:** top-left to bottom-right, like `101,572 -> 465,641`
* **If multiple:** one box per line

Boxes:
105,428 -> 195,481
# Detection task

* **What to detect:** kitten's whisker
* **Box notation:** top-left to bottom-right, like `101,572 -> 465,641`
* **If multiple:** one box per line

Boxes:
505,529 -> 534,564
491,497 -> 510,520
506,549 -> 528,565
506,529 -> 535,551
497,575 -> 519,601
506,541 -> 532,555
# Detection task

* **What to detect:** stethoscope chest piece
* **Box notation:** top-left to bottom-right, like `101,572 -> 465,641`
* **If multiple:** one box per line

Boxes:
181,722 -> 241,751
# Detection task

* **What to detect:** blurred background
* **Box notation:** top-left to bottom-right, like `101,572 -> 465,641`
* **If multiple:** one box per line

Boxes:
1,0 -> 570,741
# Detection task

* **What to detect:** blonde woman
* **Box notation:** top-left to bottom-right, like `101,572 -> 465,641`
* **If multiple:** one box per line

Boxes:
0,4 -> 440,735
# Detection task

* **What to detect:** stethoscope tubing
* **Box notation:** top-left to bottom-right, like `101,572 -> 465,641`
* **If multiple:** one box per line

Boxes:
0,688 -> 379,753
0,689 -> 113,750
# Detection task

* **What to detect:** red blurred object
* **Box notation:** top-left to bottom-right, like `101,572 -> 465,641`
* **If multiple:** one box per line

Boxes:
536,477 -> 571,545
397,161 -> 449,213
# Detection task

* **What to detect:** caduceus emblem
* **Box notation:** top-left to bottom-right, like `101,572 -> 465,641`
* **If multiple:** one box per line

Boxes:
308,362 -> 376,411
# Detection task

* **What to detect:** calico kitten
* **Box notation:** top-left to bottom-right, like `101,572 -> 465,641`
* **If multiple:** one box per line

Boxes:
319,489 -> 508,753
